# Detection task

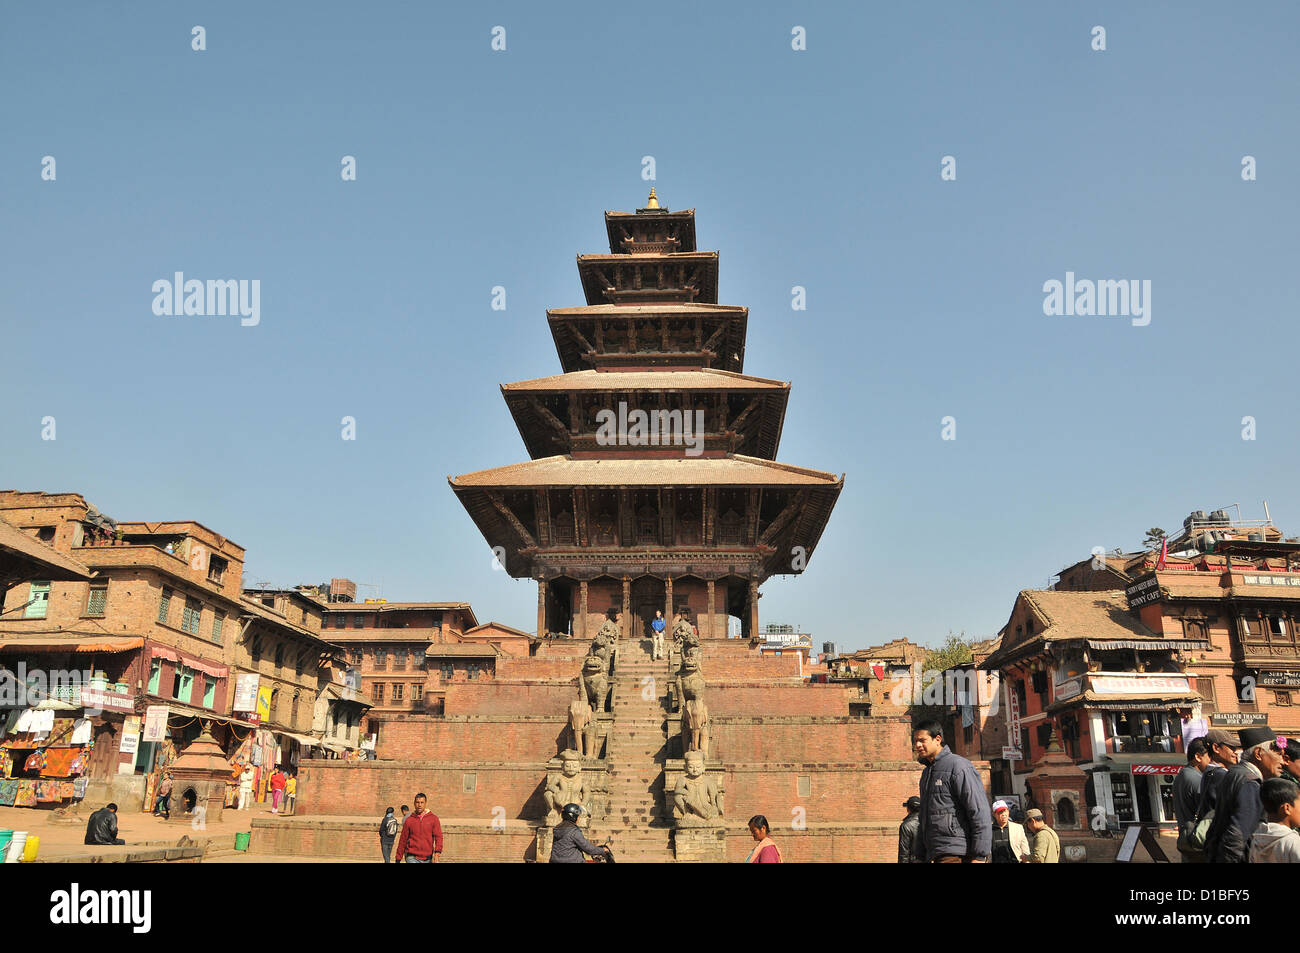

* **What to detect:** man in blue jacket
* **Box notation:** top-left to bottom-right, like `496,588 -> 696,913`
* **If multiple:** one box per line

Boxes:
913,719 -> 991,862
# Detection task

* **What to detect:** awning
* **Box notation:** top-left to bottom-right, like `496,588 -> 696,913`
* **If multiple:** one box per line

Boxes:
149,646 -> 227,678
1104,753 -> 1185,774
277,731 -> 320,747
1085,639 -> 1210,651
0,636 -> 144,654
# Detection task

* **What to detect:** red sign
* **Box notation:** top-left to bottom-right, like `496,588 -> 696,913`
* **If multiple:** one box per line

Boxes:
1131,764 -> 1181,775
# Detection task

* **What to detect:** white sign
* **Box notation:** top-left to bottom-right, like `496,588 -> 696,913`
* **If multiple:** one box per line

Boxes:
1002,747 -> 1023,760
143,706 -> 169,743
1007,682 -> 1022,760
1055,677 -> 1083,701
233,673 -> 260,712
1091,675 -> 1189,695
119,716 -> 141,755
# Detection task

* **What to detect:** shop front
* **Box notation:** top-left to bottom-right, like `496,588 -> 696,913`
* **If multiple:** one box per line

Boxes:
1090,753 -> 1185,827
0,701 -> 96,809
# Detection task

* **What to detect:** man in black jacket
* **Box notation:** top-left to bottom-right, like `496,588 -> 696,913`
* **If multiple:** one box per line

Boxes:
1205,726 -> 1284,863
84,803 -> 125,846
913,719 -> 991,862
898,796 -> 921,863
548,803 -> 610,863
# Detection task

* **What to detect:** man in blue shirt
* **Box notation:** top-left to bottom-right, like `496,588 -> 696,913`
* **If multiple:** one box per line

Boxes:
651,609 -> 666,660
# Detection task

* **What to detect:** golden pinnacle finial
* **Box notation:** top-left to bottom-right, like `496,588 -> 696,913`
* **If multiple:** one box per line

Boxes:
646,187 -> 660,209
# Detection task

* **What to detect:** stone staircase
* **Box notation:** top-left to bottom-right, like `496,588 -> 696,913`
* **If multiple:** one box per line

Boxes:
588,638 -> 676,862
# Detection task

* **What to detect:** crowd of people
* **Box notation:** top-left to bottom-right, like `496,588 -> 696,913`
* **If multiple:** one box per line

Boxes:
899,719 -> 1300,864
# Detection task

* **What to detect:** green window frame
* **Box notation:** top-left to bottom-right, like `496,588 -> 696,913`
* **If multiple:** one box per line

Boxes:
147,658 -> 162,695
25,581 -> 50,619
212,613 -> 224,643
158,587 -> 173,624
175,667 -> 194,704
202,676 -> 216,709
181,597 -> 202,635
85,584 -> 108,617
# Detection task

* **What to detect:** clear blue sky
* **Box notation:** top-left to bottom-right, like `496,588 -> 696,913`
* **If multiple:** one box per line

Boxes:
3,2 -> 1297,651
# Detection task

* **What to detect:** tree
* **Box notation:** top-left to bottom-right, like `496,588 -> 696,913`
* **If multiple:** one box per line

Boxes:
1142,527 -> 1167,551
924,631 -> 974,674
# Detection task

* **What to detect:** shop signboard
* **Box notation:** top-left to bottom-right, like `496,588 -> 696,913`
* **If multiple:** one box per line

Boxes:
256,686 -> 272,722
1259,672 -> 1300,688
1002,746 -> 1023,761
1131,763 -> 1182,775
79,687 -> 136,713
142,706 -> 169,742
1210,712 -> 1269,727
1007,683 -> 1022,761
1125,575 -> 1162,609
1091,675 -> 1190,695
119,715 -> 141,755
1055,677 -> 1083,701
233,673 -> 259,713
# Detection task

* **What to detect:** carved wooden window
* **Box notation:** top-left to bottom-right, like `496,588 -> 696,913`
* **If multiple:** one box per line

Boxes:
718,509 -> 743,544
1196,675 -> 1218,713
636,503 -> 658,543
1274,691 -> 1293,707
553,511 -> 575,545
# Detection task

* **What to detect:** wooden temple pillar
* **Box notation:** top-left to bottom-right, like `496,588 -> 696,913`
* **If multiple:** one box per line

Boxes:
747,580 -> 759,640
705,579 -> 715,638
536,579 -> 547,639
579,580 -> 589,639
622,577 -> 631,640
664,576 -> 674,625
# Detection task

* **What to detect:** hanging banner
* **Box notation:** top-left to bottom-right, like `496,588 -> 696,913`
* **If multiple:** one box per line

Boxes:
119,716 -> 141,755
233,673 -> 260,713
142,706 -> 169,743
256,686 -> 272,722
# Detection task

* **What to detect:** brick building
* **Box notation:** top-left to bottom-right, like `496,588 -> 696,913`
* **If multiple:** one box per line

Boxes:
316,595 -> 480,731
0,490 -> 341,809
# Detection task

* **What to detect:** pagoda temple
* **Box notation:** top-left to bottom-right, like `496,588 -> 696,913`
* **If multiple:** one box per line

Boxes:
450,190 -> 843,642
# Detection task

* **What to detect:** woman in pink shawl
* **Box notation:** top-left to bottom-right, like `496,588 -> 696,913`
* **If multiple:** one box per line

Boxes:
745,814 -> 783,863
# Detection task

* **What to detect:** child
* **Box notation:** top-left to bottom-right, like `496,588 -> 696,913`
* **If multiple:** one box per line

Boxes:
284,771 -> 297,815
1249,777 -> 1300,863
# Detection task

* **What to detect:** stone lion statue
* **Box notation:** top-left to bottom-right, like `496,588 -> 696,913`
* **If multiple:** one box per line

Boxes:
581,655 -> 608,712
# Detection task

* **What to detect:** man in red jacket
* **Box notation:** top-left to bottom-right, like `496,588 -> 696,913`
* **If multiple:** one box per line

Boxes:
395,792 -> 443,863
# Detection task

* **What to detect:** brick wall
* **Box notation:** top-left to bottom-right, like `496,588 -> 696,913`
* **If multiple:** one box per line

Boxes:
250,817 -> 539,862
375,716 -> 569,762
710,716 -> 914,764
723,763 -> 925,824
708,684 -> 855,717
294,761 -> 549,818
442,683 -> 576,716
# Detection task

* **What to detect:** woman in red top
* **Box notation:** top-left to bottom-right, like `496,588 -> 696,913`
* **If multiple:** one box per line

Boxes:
269,769 -> 287,814
745,814 -> 783,863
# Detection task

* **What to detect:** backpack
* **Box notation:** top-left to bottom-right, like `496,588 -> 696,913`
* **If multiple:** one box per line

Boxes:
1185,810 -> 1213,851
382,815 -> 399,838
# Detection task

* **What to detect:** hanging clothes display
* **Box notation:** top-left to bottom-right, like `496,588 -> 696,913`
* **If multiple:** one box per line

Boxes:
0,779 -> 18,805
70,718 -> 92,744
13,782 -> 37,807
73,777 -> 88,799
0,749 -> 11,779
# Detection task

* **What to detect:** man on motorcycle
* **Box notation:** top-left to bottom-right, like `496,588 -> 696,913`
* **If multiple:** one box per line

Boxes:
548,803 -> 611,863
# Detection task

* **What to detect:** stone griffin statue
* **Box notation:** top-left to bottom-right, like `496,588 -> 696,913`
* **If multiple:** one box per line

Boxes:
676,655 -> 709,758
544,750 -> 591,826
567,696 -> 593,757
581,654 -> 608,712
591,617 -> 619,669
672,750 -> 723,827
671,616 -> 696,652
